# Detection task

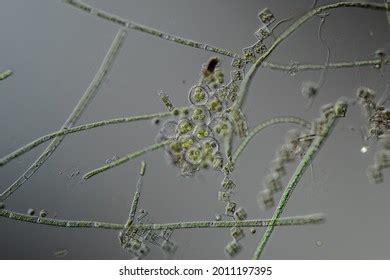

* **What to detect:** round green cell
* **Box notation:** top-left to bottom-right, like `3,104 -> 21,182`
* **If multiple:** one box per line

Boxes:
185,146 -> 203,165
178,119 -> 194,134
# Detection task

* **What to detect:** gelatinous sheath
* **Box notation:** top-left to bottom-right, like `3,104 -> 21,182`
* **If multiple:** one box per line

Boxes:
0,110 -> 185,167
83,140 -> 171,180
62,0 -> 235,57
0,208 -> 123,229
62,1 -> 390,73
0,29 -> 127,201
253,106 -> 345,259
125,162 -> 146,229
232,117 -> 311,164
237,1 -> 388,108
137,214 -> 325,230
265,59 -> 390,72
0,208 -> 325,231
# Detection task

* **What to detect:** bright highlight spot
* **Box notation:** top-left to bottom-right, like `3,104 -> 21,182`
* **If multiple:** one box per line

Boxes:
360,146 -> 368,154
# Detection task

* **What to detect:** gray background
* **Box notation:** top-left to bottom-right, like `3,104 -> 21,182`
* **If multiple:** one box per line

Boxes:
0,0 -> 389,259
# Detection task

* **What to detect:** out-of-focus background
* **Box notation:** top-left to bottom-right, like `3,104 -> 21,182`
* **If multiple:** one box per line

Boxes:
0,0 -> 389,259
